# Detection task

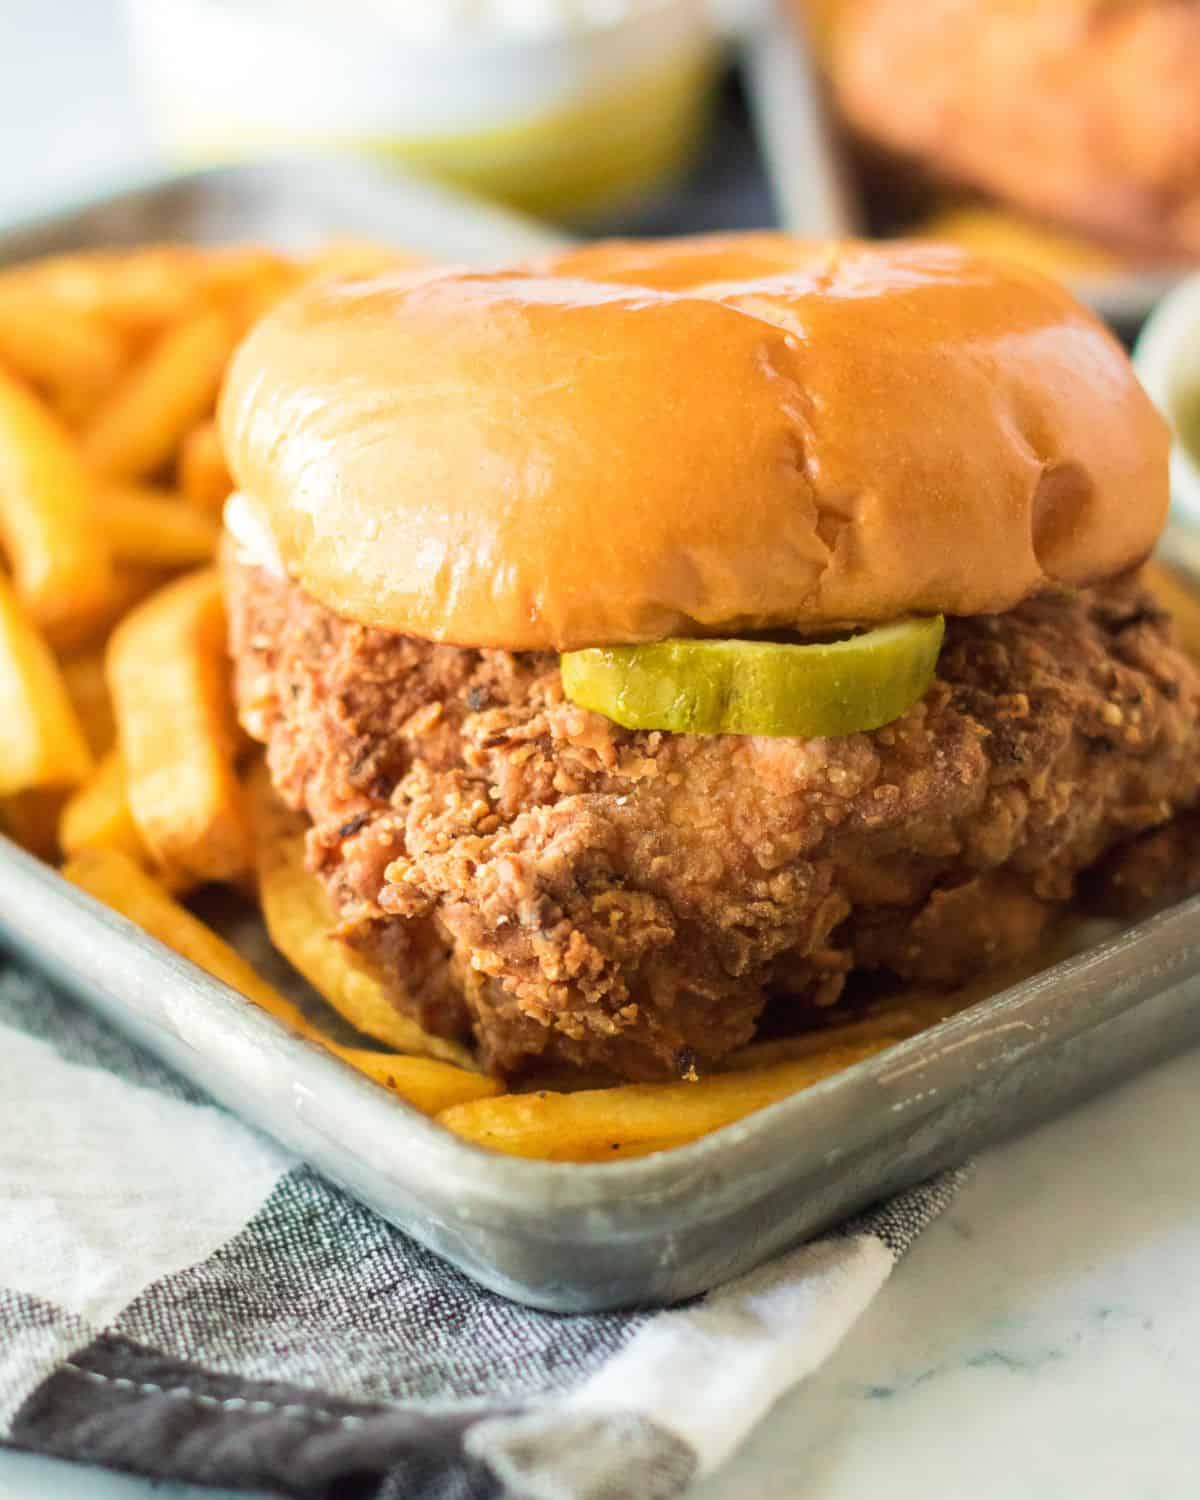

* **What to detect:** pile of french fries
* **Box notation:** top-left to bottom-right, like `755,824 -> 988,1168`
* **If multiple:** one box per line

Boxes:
2,240 -> 1193,1164
0,241 -> 502,1114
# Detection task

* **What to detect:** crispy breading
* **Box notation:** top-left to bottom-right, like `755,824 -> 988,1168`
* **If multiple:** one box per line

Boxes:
226,553 -> 1200,1079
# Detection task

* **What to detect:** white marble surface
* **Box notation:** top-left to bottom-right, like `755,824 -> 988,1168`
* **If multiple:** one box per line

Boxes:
2,6 -> 1198,1497
699,1046 -> 1200,1500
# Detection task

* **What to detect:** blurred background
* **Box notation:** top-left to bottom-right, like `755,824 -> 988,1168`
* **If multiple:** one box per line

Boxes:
5,1 -> 1199,294
0,0 -> 768,230
0,2 -> 153,223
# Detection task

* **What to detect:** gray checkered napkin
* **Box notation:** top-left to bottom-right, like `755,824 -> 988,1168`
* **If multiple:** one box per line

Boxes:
0,960 -> 965,1499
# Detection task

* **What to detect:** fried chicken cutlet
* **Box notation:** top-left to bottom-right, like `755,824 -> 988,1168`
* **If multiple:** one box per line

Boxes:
228,556 -> 1200,1080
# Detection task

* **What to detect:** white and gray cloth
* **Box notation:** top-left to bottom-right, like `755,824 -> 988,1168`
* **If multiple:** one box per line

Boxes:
0,959 -> 967,1499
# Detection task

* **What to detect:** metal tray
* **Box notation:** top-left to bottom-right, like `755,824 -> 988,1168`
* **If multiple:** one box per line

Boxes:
0,156 -> 569,267
3,159 -> 1200,1313
742,4 -> 1184,330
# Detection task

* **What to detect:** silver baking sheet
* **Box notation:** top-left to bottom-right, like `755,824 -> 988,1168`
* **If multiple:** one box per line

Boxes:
742,4 -> 1185,329
2,160 -> 1200,1312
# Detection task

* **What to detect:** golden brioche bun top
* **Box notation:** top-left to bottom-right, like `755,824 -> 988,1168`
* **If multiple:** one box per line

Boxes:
219,232 -> 1168,650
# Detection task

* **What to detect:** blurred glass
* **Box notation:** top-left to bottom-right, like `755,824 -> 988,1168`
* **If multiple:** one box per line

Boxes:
123,0 -> 721,222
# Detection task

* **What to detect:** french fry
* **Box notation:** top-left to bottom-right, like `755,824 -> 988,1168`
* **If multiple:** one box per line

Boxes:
59,648 -> 116,757
46,565 -> 169,656
53,380 -> 112,432
1,246 -> 299,328
82,310 -> 234,480
246,762 -> 476,1065
438,1041 -> 892,1161
1,787 -> 69,861
0,366 -> 113,635
722,1003 -> 949,1072
177,419 -> 233,513
319,1048 -> 498,1112
6,248 -> 208,335
60,749 -> 145,864
101,484 -> 221,567
62,848 -> 499,1114
0,571 -> 93,795
1145,559 -> 1200,660
107,569 -> 251,883
221,262 -> 304,336
201,247 -> 300,299
59,750 -> 189,892
0,286 -> 126,406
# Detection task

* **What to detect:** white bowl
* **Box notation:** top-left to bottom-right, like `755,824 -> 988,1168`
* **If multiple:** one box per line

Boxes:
122,0 -> 719,221
1134,274 -> 1200,530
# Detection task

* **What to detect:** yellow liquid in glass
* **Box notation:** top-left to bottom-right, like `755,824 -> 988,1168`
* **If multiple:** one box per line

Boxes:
168,48 -> 716,221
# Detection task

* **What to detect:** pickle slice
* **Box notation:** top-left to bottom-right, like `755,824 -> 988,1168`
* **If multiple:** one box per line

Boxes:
560,618 -> 945,738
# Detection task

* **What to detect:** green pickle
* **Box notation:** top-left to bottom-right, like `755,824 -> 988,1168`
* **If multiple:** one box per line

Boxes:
560,617 -> 946,738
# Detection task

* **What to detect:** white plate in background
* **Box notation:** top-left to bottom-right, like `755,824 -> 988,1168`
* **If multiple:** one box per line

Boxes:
1136,275 -> 1200,528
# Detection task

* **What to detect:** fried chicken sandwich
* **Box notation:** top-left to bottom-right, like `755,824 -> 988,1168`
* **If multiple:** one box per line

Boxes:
218,233 -> 1200,1083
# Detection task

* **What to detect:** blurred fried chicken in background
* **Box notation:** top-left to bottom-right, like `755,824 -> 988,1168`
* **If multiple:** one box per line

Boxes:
819,0 -> 1200,260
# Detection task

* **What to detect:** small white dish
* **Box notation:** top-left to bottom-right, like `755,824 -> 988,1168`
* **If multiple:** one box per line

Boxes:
122,0 -> 719,222
1134,274 -> 1200,530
